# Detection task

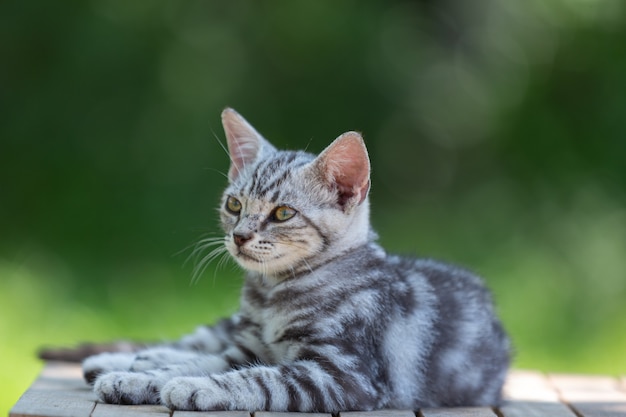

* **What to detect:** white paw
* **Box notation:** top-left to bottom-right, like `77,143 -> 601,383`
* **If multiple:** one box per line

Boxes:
161,377 -> 226,411
94,371 -> 162,405
130,347 -> 200,372
83,352 -> 135,385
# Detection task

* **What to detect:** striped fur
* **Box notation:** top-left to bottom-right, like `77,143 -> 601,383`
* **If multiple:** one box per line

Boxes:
85,109 -> 510,412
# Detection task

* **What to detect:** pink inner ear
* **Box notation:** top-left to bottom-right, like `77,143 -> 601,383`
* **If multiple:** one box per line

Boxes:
228,140 -> 260,181
320,132 -> 370,207
222,108 -> 263,182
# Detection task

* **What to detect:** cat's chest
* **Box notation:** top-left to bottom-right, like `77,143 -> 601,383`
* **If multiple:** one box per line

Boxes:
244,274 -> 333,362
258,307 -> 299,362
259,285 -> 322,362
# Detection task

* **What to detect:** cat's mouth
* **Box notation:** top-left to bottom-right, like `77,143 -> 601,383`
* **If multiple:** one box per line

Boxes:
233,246 -> 298,277
236,250 -> 263,263
237,249 -> 284,264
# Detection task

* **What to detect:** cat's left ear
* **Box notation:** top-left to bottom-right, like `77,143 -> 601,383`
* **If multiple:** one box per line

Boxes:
221,108 -> 276,182
314,132 -> 371,210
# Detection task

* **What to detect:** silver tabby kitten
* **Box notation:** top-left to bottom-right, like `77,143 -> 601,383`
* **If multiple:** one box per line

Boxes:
83,108 -> 510,412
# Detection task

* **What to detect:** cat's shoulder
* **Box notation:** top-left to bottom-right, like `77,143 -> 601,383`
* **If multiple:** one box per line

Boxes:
345,244 -> 490,292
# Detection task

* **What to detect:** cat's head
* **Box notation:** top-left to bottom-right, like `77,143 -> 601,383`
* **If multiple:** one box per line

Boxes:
219,108 -> 372,279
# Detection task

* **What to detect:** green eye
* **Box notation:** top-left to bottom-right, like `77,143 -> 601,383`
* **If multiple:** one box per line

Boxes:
272,205 -> 297,222
226,196 -> 242,214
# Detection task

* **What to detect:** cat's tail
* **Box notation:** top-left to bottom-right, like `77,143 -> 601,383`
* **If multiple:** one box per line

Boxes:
38,341 -> 149,362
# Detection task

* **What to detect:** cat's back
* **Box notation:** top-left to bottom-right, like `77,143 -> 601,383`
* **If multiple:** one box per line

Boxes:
381,253 -> 511,408
312,244 -> 511,408
304,243 -> 497,320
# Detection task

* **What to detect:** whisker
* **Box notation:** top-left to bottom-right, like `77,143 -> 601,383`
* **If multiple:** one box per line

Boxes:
303,136 -> 314,153
187,239 -> 226,268
211,249 -> 233,286
174,233 -> 221,258
211,129 -> 242,180
191,245 -> 229,284
191,238 -> 225,253
232,142 -> 258,177
211,129 -> 230,158
300,257 -> 314,275
204,167 -> 230,181
216,250 -> 232,271
176,232 -> 233,285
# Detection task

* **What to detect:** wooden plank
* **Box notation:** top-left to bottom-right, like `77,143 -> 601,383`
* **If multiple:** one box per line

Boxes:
9,388 -> 96,417
38,361 -> 84,380
549,374 -> 626,417
498,401 -> 577,417
566,402 -> 626,417
92,403 -> 171,417
502,370 -> 560,402
174,412 -> 250,417
419,408 -> 495,417
27,362 -> 89,392
341,410 -> 414,417
15,365 -> 626,417
10,362 -> 97,417
256,412 -> 331,417
497,370 -> 577,417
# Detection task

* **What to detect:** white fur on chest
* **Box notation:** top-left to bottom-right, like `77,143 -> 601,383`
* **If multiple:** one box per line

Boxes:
245,267 -> 352,365
259,306 -> 297,363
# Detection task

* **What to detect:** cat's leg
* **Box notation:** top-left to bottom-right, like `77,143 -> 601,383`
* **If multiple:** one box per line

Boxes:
83,352 -> 136,385
92,342 -> 256,405
161,359 -> 379,412
93,354 -> 230,405
91,314 -> 261,404
83,348 -> 199,384
83,345 -> 221,385
82,317 -> 241,384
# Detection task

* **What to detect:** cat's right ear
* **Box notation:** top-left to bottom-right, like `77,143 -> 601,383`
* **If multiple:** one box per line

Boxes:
314,131 -> 371,211
221,108 -> 276,182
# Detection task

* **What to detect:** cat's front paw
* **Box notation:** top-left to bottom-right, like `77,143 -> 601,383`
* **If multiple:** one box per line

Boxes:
161,377 -> 228,411
94,371 -> 162,405
83,352 -> 136,385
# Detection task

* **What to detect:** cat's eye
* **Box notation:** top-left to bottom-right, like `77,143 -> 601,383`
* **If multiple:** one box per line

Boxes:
272,205 -> 297,222
226,196 -> 242,214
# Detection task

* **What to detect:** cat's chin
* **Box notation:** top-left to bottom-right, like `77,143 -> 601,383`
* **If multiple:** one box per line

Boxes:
235,258 -> 289,278
224,243 -> 309,279
231,253 -> 305,280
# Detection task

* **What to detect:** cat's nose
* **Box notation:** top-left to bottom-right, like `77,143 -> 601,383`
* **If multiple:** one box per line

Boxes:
233,233 -> 253,247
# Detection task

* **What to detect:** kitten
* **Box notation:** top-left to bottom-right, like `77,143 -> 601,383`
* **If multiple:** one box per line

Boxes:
82,108 -> 510,412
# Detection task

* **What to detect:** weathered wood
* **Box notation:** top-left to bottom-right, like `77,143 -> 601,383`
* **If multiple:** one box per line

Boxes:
92,403 -> 171,417
549,374 -> 626,417
499,401 -> 578,417
11,364 -> 626,417
256,412 -> 330,417
503,370 -> 560,402
497,370 -> 577,417
10,388 -> 96,417
341,410 -> 414,417
419,407 -> 495,417
10,362 -> 96,417
173,412 -> 250,417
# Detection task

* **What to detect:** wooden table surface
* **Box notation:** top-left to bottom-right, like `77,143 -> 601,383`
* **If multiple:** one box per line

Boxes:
9,362 -> 626,417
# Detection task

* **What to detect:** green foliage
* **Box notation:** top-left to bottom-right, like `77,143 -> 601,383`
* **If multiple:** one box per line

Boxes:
2,0 -> 625,415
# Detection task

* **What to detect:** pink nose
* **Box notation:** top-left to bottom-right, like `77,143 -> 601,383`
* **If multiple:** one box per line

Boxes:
233,233 -> 252,247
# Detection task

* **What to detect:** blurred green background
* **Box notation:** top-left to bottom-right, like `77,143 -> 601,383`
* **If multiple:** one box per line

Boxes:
2,0 -> 626,414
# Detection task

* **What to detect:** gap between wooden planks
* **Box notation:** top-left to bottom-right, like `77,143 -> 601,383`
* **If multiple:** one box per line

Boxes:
9,362 -> 626,417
